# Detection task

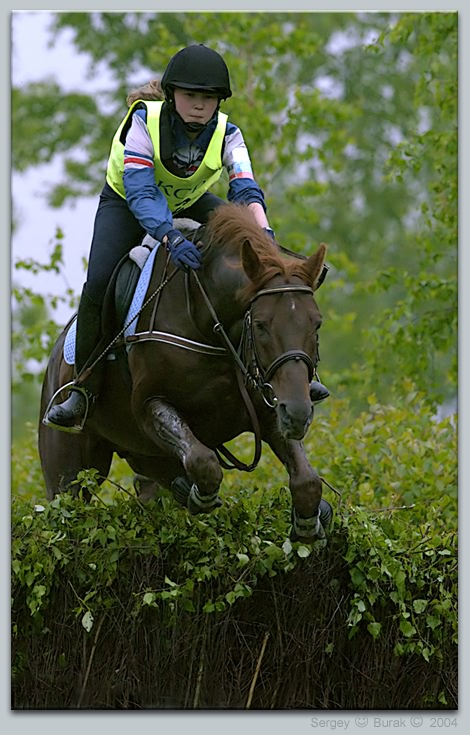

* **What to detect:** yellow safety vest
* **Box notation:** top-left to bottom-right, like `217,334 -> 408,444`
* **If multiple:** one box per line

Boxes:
106,100 -> 227,213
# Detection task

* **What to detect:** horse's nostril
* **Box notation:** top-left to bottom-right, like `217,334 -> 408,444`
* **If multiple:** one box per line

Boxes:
278,401 -> 313,436
279,403 -> 290,424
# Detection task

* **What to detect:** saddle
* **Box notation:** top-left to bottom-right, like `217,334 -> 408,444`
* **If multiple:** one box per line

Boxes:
63,220 -> 202,365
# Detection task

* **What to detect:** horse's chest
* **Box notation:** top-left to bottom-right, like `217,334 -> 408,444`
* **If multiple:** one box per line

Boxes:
179,374 -> 251,440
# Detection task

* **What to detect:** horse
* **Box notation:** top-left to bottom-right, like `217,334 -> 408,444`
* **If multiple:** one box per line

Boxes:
38,203 -> 332,543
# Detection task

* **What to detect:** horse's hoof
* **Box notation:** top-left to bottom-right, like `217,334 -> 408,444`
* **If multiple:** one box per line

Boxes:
289,526 -> 326,544
290,501 -> 332,544
187,495 -> 223,515
319,498 -> 333,528
187,485 -> 223,515
134,474 -> 159,501
170,476 -> 192,507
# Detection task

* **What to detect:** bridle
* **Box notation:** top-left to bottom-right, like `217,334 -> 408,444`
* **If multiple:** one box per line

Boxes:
239,285 -> 317,408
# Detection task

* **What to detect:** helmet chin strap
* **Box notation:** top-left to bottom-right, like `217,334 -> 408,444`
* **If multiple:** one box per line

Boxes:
173,106 -> 220,135
165,87 -> 220,135
179,116 -> 207,134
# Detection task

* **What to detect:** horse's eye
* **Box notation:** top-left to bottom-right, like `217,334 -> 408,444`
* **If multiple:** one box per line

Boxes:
254,320 -> 270,337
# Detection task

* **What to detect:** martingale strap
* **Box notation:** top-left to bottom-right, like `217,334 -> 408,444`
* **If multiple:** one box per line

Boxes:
214,368 -> 263,472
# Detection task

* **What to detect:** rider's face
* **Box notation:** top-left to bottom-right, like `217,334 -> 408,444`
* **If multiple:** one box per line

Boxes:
173,88 -> 219,125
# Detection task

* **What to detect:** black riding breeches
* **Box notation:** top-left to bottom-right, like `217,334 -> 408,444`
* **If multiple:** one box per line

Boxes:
86,184 -> 146,305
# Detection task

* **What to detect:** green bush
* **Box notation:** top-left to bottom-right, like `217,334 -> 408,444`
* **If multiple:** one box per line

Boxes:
11,394 -> 457,708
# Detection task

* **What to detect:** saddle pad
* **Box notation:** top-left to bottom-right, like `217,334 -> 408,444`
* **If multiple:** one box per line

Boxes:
63,242 -> 161,365
123,243 -> 160,337
63,317 -> 78,366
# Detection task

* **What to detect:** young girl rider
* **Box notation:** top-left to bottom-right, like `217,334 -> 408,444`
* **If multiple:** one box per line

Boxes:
45,44 -> 329,431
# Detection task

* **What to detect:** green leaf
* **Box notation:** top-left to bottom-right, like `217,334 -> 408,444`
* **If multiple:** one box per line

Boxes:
367,622 -> 382,639
399,619 -> 416,638
426,615 -> 441,630
236,553 -> 250,566
413,599 -> 428,614
350,567 -> 365,586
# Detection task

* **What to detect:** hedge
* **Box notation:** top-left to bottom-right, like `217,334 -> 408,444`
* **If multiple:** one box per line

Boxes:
11,394 -> 457,709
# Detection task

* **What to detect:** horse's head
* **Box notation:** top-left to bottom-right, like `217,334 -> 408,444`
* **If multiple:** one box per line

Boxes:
240,235 -> 327,441
199,204 -> 327,441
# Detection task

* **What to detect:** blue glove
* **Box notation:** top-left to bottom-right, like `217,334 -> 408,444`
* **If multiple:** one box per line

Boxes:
165,229 -> 202,271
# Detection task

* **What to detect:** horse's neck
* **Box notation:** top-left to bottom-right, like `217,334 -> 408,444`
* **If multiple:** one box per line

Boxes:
201,257 -> 248,328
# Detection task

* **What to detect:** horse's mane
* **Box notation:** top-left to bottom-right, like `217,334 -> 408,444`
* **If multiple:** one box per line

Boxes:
205,204 -> 315,299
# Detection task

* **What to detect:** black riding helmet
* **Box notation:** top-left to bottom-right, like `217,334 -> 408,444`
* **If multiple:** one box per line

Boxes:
161,44 -> 232,101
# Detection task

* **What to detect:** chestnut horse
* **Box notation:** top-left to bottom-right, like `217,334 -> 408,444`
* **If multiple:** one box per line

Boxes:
38,204 -> 331,542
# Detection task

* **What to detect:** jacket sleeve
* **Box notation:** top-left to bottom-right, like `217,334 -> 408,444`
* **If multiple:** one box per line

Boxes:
223,122 -> 267,211
123,111 -> 174,241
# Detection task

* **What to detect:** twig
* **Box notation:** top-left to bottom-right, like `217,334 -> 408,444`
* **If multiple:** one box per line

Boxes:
320,476 -> 342,497
86,485 -> 109,508
77,614 -> 105,708
371,503 -> 416,512
99,475 -> 151,512
88,475 -> 152,513
246,631 -> 270,709
193,620 -> 207,709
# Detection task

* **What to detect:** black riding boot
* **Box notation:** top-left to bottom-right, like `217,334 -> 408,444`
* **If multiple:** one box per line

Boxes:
44,286 -> 105,432
310,380 -> 330,404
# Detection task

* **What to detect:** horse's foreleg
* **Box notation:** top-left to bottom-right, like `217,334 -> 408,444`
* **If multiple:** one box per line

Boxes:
267,434 -> 332,543
140,397 -> 223,513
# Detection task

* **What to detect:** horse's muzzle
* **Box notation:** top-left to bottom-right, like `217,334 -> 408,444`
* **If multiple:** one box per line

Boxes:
278,400 -> 313,440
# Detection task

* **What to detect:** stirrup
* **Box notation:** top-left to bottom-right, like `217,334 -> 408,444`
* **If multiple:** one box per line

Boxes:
42,382 -> 91,434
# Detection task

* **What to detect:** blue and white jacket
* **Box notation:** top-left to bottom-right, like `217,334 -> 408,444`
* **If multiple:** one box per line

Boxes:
121,104 -> 267,241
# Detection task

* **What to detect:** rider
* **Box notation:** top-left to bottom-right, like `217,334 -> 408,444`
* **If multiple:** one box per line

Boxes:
44,43 -> 329,431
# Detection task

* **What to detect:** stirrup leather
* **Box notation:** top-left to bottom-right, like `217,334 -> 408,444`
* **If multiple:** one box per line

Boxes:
42,382 -> 91,434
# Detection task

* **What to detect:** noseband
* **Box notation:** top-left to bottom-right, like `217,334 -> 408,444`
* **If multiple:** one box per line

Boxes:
240,285 -> 317,407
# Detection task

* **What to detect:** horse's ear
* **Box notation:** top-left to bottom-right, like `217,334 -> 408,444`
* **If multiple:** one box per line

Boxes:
303,243 -> 328,291
241,240 -> 262,282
